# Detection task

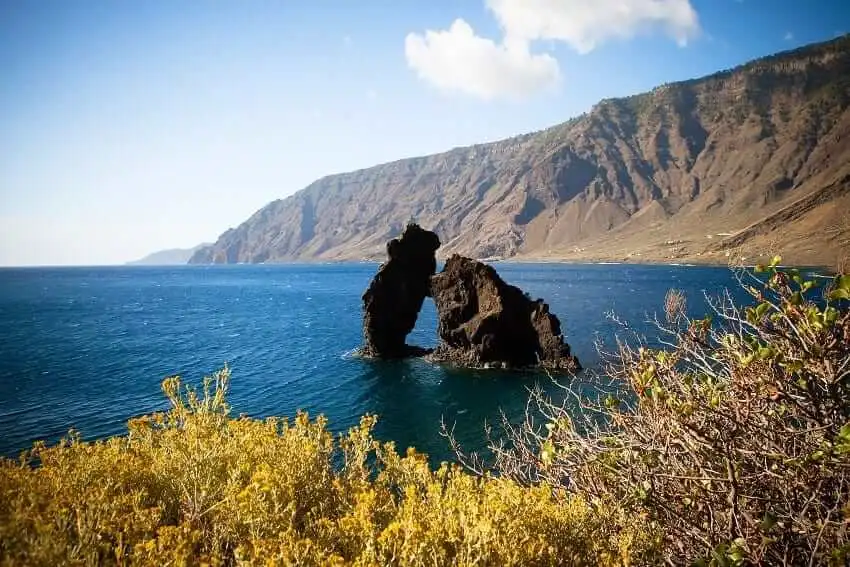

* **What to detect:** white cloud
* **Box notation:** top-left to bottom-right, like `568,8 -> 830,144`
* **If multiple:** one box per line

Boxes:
405,19 -> 560,101
405,1 -> 699,100
783,31 -> 794,41
486,0 -> 700,53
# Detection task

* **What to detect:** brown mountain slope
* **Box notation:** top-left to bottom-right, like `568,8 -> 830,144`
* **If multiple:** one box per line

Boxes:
190,35 -> 850,267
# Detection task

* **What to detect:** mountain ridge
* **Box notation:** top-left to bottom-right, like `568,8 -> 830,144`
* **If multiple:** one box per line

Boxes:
128,244 -> 211,266
191,35 -> 850,267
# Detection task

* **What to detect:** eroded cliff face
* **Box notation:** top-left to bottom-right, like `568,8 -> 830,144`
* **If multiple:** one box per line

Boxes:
191,35 -> 850,267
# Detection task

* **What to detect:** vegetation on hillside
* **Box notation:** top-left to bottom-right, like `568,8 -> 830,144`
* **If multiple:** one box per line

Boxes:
1,262 -> 848,565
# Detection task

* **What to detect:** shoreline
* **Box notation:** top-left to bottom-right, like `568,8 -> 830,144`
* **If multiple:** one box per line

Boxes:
1,259 -> 831,271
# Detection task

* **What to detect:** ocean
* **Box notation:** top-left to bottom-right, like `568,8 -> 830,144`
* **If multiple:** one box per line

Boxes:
0,263 -> 754,461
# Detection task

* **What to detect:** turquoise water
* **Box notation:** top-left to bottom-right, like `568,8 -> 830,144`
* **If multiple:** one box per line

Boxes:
0,263 -> 751,460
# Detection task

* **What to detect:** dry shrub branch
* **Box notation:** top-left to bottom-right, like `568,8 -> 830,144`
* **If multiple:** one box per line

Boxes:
448,259 -> 850,565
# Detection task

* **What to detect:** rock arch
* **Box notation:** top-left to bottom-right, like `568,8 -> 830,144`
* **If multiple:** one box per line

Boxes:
361,224 -> 580,372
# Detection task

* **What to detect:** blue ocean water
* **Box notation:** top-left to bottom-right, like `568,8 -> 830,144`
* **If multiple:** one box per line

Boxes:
0,263 -> 752,461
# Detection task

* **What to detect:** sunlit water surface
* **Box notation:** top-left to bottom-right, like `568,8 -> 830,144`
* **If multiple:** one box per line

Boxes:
0,263 -> 756,460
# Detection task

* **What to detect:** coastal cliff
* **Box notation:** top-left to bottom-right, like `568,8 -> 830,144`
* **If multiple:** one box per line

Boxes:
191,35 -> 850,267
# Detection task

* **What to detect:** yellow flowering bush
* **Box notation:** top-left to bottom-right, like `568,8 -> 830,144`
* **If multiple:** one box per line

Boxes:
0,366 -> 660,566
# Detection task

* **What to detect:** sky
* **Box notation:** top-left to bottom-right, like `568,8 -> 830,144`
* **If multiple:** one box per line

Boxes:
1,0 -> 848,266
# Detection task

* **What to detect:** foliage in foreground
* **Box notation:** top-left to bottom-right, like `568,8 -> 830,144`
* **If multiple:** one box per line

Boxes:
467,259 -> 850,565
0,367 -> 659,566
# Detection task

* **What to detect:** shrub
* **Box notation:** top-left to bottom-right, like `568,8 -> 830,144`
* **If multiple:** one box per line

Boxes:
0,366 -> 659,566
465,259 -> 850,565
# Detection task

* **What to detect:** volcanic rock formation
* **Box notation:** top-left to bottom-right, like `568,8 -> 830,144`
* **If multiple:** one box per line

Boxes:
429,255 -> 580,372
361,223 -> 441,358
362,226 -> 579,370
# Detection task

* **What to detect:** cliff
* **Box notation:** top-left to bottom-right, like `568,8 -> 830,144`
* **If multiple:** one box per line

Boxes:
191,35 -> 850,267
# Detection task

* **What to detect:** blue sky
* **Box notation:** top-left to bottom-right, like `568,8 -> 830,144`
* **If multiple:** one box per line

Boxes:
1,0 -> 847,265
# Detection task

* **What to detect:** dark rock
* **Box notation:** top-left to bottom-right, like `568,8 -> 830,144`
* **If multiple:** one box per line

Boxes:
361,223 -> 441,358
429,255 -> 580,372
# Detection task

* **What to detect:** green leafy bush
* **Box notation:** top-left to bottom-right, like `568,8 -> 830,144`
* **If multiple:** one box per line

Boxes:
468,259 -> 850,565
